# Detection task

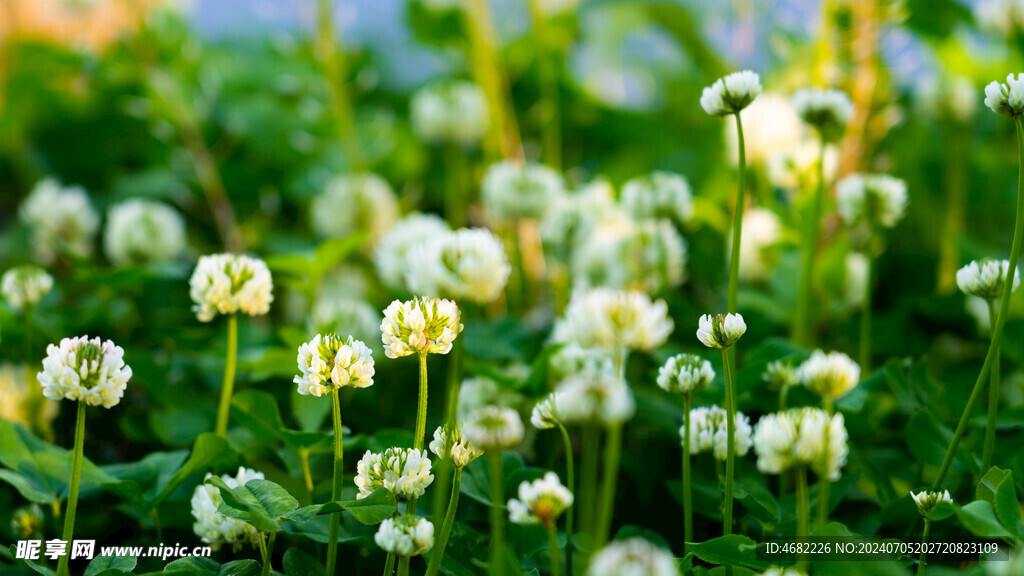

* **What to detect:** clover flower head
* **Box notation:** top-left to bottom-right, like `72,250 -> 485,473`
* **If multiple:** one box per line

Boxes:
311,173 -> 398,245
294,333 -> 375,397
540,179 -> 619,256
572,218 -> 687,295
2,266 -> 53,311
37,335 -> 132,408
836,173 -> 908,230
984,73 -> 1024,117
560,288 -> 674,352
736,208 -> 783,283
682,405 -> 753,461
381,297 -> 463,358
354,447 -> 434,500
310,296 -> 381,347
410,80 -> 489,146
531,391 -> 565,429
763,360 -> 800,391
766,138 -> 839,192
798,350 -> 861,401
911,489 -> 953,518
191,467 -> 265,551
957,259 -> 1021,301
753,407 -> 848,481
463,405 -> 524,451
845,252 -> 870,307
456,376 -> 526,420
508,472 -> 573,527
10,504 -> 44,539
1,363 -> 59,432
555,371 -> 635,426
20,178 -> 100,265
791,88 -> 853,141
374,213 -> 452,292
586,537 -> 680,576
189,253 -> 274,322
701,70 -> 762,117
104,199 -> 187,266
429,423 -> 483,468
548,342 -> 617,381
697,313 -> 746,349
657,353 -> 715,395
374,516 -> 434,557
482,160 -> 565,223
621,171 -> 694,225
407,227 -> 511,304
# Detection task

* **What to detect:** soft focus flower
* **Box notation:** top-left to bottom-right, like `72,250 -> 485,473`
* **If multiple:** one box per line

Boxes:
0,363 -> 58,434
311,173 -> 399,245
294,334 -> 375,397
410,80 -> 489,146
836,173 -> 908,230
918,74 -> 977,124
374,516 -> 434,557
309,296 -> 380,347
753,407 -> 849,481
10,504 -> 44,539
957,259 -> 1022,301
984,73 -> 1024,117
726,93 -> 803,165
621,172 -> 694,225
572,218 -> 687,294
481,160 -> 565,223
508,472 -> 573,526
696,313 -> 746,349
763,360 -> 800,391
799,350 -> 861,401
429,423 -> 483,468
457,376 -> 526,420
1,266 -> 53,311
103,199 -> 187,266
191,467 -> 265,551
38,336 -> 132,408
559,288 -> 673,352
700,70 -> 762,117
758,569 -> 807,576
657,353 -> 715,395
844,252 -> 870,307
985,542 -> 1024,576
463,405 -> 524,451
682,405 -> 753,460
911,490 -> 953,518
189,254 -> 274,322
540,180 -> 618,258
548,343 -> 616,381
407,228 -> 511,303
374,213 -> 452,293
20,178 -> 100,264
531,391 -> 565,429
735,208 -> 783,283
766,138 -> 840,192
586,537 -> 680,576
555,372 -> 635,426
791,88 -> 853,141
354,448 -> 435,500
381,297 -> 463,358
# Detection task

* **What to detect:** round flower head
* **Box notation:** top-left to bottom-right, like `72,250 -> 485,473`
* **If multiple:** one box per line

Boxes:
984,73 -> 1024,117
381,297 -> 463,358
836,173 -> 908,230
309,296 -> 380,347
508,471 -> 573,527
457,376 -> 526,420
911,489 -> 953,518
1,363 -> 59,434
572,218 -> 687,294
586,537 -> 680,576
429,423 -> 483,469
463,405 -> 524,451
2,266 -> 53,311
374,516 -> 434,557
19,178 -> 100,265
621,171 -> 694,225
354,448 -> 434,500
311,173 -> 399,245
38,336 -> 132,408
189,253 -> 274,322
753,407 -> 848,481
481,160 -> 565,223
191,467 -> 265,551
560,288 -> 674,352
10,504 -> 44,539
799,350 -> 861,401
682,405 -> 753,461
407,228 -> 511,304
103,199 -> 187,266
294,333 -> 375,397
555,372 -> 635,426
957,259 -> 1022,301
410,80 -> 489,146
374,213 -> 452,293
763,359 -> 800,391
657,353 -> 715,395
540,180 -> 619,258
548,343 -> 616,381
531,391 -> 565,429
791,88 -> 853,142
700,70 -> 762,117
697,313 -> 746,349
735,208 -> 783,283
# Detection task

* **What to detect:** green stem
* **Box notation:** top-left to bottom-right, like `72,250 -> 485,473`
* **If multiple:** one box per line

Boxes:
261,532 -> 276,576
816,399 -> 834,529
859,253 -> 875,375
933,116 -> 1024,490
55,401 -> 86,576
215,314 -> 238,437
434,339 -> 463,525
682,394 -> 693,554
416,352 -> 429,451
383,553 -> 395,576
325,389 -> 344,576
556,424 -> 575,576
793,137 -> 827,346
546,522 -> 562,576
917,519 -> 931,576
795,467 -> 810,569
398,555 -> 411,576
23,304 -> 33,362
982,299 -> 1001,473
721,348 -> 736,536
488,452 -> 507,576
779,383 -> 791,411
527,0 -> 561,170
300,449 -> 315,504
596,423 -> 622,545
425,468 -> 463,576
445,144 -> 467,227
727,113 -> 748,314
578,426 -> 600,537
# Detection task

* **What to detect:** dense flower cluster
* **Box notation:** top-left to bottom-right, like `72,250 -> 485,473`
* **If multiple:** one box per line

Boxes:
407,227 -> 511,303
586,537 -> 680,576
554,371 -> 635,426
294,334 -> 375,397
791,88 -> 853,141
374,213 -> 452,292
753,407 -> 849,481
20,179 -> 100,264
798,350 -> 860,401
701,70 -> 762,116
311,173 -> 399,245
507,472 -> 573,526
558,288 -> 673,352
189,254 -> 274,322
572,218 -> 687,294
103,199 -> 187,266
1,266 -> 53,311
984,73 -> 1024,117
682,405 -> 753,461
354,447 -> 434,500
957,259 -> 1021,300
657,353 -> 715,395
191,467 -> 265,551
911,489 -> 953,517
429,423 -> 483,468
697,313 -> 746,349
410,80 -> 489,145
38,336 -> 132,408
374,516 -> 434,557
381,297 -> 463,358
464,405 -> 524,451
620,171 -> 694,225
836,173 -> 908,230
481,160 -> 565,223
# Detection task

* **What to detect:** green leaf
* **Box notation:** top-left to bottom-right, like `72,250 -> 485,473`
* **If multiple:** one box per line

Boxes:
905,411 -> 972,473
219,560 -> 261,576
953,501 -> 1014,539
926,500 -> 956,522
206,477 -> 299,532
319,487 -> 397,525
85,556 -> 138,576
161,555 -> 221,575
976,467 -> 1012,504
153,433 -> 240,506
685,535 -> 770,570
733,477 -> 779,523
231,390 -> 333,453
282,548 -> 324,576
992,472 -> 1024,541
0,421 -> 114,504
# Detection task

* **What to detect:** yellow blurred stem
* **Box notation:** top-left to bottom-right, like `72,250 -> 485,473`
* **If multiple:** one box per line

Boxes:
463,0 -> 523,161
315,0 -> 364,171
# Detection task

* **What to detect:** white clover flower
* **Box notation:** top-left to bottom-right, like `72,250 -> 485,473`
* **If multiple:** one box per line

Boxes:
457,376 -> 526,420
374,516 -> 434,557
572,218 -> 687,294
621,172 -> 694,225
381,297 -> 463,358
354,447 -> 435,500
374,213 -> 452,292
540,180 -> 619,258
799,350 -> 861,401
791,88 -> 853,141
734,208 -> 783,283
766,138 -> 839,192
727,93 -> 803,166
294,333 -> 375,397
682,405 -> 753,461
984,73 -> 1024,117
508,471 -> 573,527
554,372 -> 635,426
309,296 -> 380,347
1,266 -> 53,311
836,173 -> 908,230
311,173 -> 399,245
700,70 -> 762,117
429,424 -> 483,469
531,391 -> 565,429
559,288 -> 674,352
957,259 -> 1021,301
0,363 -> 58,431
463,405 -> 524,451
753,407 -> 848,481
191,467 -> 265,551
975,0 -> 1024,39
189,253 -> 274,322
657,353 -> 715,395
481,160 -> 565,223
763,360 -> 799,391
696,313 -> 746,349
407,227 -> 511,303
918,74 -> 977,123
844,252 -> 870,307
410,80 -> 489,146
911,490 -> 953,518
103,199 -> 187,266
547,342 -> 617,381
586,537 -> 680,576
37,335 -> 132,409
20,178 -> 100,265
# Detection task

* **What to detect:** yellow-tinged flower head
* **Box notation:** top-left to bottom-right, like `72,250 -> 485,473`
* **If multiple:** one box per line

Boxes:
380,297 -> 463,358
657,353 -> 715,395
1,266 -> 53,311
38,335 -> 132,408
508,472 -> 573,527
696,313 -> 746,349
429,424 -> 483,469
10,504 -> 44,539
294,333 -> 375,397
798,350 -> 861,401
763,359 -> 800,391
189,253 -> 274,322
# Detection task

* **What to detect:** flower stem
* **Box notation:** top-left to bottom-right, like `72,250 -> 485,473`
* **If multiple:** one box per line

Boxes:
982,299 -> 1001,473
214,314 -> 238,437
261,532 -> 276,576
682,394 -> 693,555
487,452 -> 507,576
23,304 -> 33,362
463,0 -> 523,161
299,449 -> 314,504
445,144 -> 467,227
859,253 -> 875,375
917,518 -> 931,576
793,138 -> 827,346
425,468 -> 462,576
721,348 -> 737,536
596,423 -> 622,545
434,338 -> 464,524
795,467 -> 810,568
416,352 -> 429,451
727,112 -> 748,314
383,553 -> 395,576
816,399 -> 834,529
398,555 -> 411,576
556,423 -> 575,576
55,401 -> 86,576
546,522 -> 562,576
578,425 -> 600,537
933,116 -> 1024,490
325,389 -> 345,576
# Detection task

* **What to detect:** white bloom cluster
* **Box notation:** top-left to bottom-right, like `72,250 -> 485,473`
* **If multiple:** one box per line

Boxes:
354,448 -> 434,500
311,173 -> 399,245
540,180 -> 618,257
836,173 -> 908,230
189,254 -> 274,322
957,259 -> 1021,301
481,160 -> 565,223
309,296 -> 380,347
657,353 -> 715,395
374,516 -> 434,557
700,70 -> 762,117
374,213 -> 452,293
1,266 -> 53,311
727,94 -> 803,166
103,199 -> 187,266
38,335 -> 132,408
554,371 -> 635,426
696,313 -> 746,349
918,74 -> 977,123
548,343 -> 616,381
20,179 -> 100,264
508,471 -> 573,526
753,407 -> 849,481
911,490 -> 953,517
763,360 -> 800,391
621,172 -> 694,225
682,405 -> 753,461
799,350 -> 860,401
530,391 -> 565,429
984,73 -> 1024,117
766,139 -> 839,192
586,537 -> 680,576
736,208 -> 783,283
559,288 -> 673,352
429,424 -> 483,468
294,334 -> 375,397
457,376 -> 525,420
410,80 -> 489,146
464,405 -> 524,451
0,363 -> 58,430
381,297 -> 463,358
572,217 -> 687,294
191,467 -> 265,551
407,227 -> 511,303
791,88 -> 854,141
